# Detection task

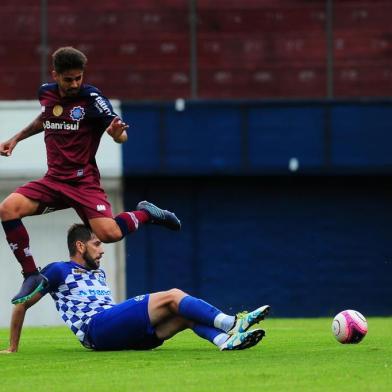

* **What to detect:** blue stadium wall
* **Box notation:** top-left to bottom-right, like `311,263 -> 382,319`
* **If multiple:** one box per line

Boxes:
121,100 -> 392,317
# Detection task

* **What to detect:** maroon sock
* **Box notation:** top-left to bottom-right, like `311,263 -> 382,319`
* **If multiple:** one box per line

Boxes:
133,210 -> 150,223
2,219 -> 38,275
114,210 -> 150,237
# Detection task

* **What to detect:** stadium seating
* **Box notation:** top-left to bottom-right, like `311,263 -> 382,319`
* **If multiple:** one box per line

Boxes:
197,1 -> 326,98
0,3 -> 41,99
1,1 -> 391,99
333,1 -> 392,97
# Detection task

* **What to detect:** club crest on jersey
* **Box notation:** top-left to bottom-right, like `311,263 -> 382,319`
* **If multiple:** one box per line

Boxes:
95,272 -> 106,285
53,105 -> 63,117
70,106 -> 85,122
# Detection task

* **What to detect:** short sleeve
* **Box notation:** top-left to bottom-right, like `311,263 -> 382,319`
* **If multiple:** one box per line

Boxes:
40,262 -> 65,295
88,91 -> 118,129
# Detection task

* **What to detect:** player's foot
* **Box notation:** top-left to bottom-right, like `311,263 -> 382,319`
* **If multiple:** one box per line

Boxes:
136,201 -> 181,231
11,272 -> 48,304
220,329 -> 265,351
229,305 -> 270,334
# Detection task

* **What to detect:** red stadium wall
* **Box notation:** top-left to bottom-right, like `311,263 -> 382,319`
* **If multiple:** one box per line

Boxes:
0,1 -> 391,100
197,0 -> 327,98
0,2 -> 41,99
334,1 -> 392,97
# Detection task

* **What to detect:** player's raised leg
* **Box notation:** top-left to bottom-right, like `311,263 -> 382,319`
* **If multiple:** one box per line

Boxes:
89,201 -> 181,243
0,193 -> 48,304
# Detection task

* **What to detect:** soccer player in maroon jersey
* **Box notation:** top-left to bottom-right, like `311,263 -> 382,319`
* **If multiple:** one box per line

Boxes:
0,47 -> 180,304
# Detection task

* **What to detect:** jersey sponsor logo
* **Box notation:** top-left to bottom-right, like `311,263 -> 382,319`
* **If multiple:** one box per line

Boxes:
43,120 -> 80,131
53,105 -> 63,117
96,204 -> 106,211
78,288 -> 112,296
70,106 -> 85,122
94,96 -> 113,116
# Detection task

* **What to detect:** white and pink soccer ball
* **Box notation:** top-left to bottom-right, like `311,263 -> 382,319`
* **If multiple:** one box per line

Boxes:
332,310 -> 368,344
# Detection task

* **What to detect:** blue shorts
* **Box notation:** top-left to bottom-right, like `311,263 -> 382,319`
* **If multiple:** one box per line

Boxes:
84,294 -> 164,351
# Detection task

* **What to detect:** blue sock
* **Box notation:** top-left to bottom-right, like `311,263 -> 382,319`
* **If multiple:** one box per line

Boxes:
192,324 -> 228,347
178,295 -> 221,326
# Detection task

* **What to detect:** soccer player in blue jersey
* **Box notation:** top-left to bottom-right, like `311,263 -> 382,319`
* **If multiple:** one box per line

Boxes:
1,224 -> 270,353
0,46 -> 180,304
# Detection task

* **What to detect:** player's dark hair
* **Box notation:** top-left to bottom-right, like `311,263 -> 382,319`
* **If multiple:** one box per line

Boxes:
52,46 -> 87,74
67,224 -> 93,256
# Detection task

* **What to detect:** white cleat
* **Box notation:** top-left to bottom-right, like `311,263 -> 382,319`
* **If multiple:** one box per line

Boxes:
229,305 -> 270,335
220,329 -> 265,351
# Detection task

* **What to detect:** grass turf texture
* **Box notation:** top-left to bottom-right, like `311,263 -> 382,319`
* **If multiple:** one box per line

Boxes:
1,318 -> 391,392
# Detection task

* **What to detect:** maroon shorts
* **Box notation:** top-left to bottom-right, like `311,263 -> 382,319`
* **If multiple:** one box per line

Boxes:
15,176 -> 113,224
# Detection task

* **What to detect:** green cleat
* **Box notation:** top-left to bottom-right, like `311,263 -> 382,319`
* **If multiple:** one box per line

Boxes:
220,329 -> 265,351
229,305 -> 270,334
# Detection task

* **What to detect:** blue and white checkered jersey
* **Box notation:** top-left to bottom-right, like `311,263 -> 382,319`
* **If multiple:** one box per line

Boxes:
40,261 -> 115,344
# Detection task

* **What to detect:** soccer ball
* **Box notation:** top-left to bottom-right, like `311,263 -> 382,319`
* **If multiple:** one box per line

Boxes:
332,310 -> 368,344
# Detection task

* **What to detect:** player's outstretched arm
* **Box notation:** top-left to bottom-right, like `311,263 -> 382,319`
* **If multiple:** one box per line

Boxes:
106,116 -> 129,144
0,114 -> 44,157
0,292 -> 43,354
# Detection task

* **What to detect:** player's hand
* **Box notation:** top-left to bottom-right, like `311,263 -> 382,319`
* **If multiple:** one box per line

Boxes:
0,139 -> 17,157
106,116 -> 129,141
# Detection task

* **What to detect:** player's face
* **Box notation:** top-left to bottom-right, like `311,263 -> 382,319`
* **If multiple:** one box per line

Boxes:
53,69 -> 84,97
81,235 -> 104,270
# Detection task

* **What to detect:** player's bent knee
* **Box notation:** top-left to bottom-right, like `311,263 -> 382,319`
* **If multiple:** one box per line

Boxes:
89,219 -> 123,243
95,230 -> 123,243
168,288 -> 186,298
0,193 -> 38,220
0,200 -> 18,220
167,288 -> 187,306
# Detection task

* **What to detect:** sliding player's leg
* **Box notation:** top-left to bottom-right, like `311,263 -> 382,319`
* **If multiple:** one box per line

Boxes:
149,289 -> 269,335
150,292 -> 266,351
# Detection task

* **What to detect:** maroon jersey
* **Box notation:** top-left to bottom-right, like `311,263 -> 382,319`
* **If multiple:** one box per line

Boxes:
39,83 -> 117,181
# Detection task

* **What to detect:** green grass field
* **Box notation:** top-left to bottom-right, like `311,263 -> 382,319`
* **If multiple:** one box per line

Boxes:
1,318 -> 391,392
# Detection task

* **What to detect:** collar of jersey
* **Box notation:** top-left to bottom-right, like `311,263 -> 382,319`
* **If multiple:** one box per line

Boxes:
68,260 -> 99,272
